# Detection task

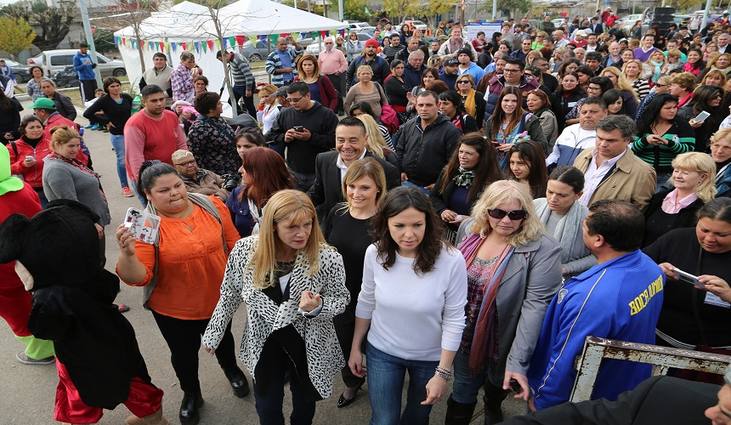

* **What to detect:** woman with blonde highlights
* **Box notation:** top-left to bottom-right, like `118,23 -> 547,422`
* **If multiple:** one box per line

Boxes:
642,152 -> 717,247
446,180 -> 561,425
296,53 -> 339,111
203,189 -> 348,425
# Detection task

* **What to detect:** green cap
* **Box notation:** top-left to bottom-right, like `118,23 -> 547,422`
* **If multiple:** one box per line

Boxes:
32,97 -> 56,110
0,144 -> 24,196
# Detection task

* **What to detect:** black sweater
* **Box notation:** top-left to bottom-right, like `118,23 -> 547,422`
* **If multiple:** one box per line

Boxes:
642,190 -> 704,247
268,102 -> 338,175
322,207 -> 373,319
82,94 -> 133,135
643,227 -> 731,347
0,97 -> 22,140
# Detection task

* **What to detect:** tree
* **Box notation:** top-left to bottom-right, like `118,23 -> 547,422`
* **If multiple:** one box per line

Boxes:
343,0 -> 370,21
426,0 -> 452,28
0,17 -> 36,58
104,0 -> 160,76
383,0 -> 421,22
1,1 -> 76,51
496,0 -> 531,16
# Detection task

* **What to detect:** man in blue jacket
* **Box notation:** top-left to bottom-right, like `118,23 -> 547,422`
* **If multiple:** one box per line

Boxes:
73,43 -> 97,102
528,200 -> 664,410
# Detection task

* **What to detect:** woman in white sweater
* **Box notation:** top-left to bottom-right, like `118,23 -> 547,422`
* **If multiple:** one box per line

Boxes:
349,186 -> 467,425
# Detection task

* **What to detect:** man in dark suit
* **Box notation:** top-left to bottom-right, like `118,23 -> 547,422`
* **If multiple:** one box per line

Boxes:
308,116 -> 400,219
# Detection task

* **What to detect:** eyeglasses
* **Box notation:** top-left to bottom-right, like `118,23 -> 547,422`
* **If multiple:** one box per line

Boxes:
457,80 -> 471,84
487,208 -> 528,220
286,96 -> 304,103
325,42 -> 333,45
174,159 -> 196,167
504,68 -> 521,73
655,83 -> 668,87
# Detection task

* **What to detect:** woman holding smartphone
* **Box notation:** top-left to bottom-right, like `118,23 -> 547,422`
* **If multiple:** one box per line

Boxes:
349,186 -> 467,425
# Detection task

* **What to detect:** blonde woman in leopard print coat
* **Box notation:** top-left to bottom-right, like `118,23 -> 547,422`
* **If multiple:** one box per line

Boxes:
202,190 -> 348,424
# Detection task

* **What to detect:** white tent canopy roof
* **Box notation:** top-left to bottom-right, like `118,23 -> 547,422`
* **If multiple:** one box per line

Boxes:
217,0 -> 344,35
115,1 -> 213,39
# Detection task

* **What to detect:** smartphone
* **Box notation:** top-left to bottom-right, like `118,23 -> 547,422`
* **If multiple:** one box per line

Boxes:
673,267 -> 704,289
693,111 -> 711,123
293,126 -> 305,132
25,155 -> 34,161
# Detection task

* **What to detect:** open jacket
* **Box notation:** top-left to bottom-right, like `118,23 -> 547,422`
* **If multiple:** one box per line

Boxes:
202,237 -> 349,399
573,148 -> 656,211
456,220 -> 562,386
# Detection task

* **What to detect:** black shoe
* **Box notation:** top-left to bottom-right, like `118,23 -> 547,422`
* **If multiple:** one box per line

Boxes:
179,392 -> 203,425
483,405 -> 503,425
224,368 -> 250,398
336,383 -> 363,408
445,396 -> 477,425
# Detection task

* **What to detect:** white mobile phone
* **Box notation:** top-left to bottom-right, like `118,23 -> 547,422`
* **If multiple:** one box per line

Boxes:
673,267 -> 704,289
693,111 -> 710,123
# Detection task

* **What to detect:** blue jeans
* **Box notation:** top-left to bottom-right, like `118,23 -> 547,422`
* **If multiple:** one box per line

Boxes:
110,134 -> 129,189
127,178 -> 148,207
450,351 -> 507,409
365,342 -> 438,425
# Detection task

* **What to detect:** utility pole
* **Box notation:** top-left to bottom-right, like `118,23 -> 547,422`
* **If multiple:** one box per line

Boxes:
338,0 -> 343,21
78,0 -> 103,88
492,0 -> 497,20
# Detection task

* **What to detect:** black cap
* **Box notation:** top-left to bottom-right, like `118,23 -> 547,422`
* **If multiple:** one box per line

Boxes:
445,58 -> 459,66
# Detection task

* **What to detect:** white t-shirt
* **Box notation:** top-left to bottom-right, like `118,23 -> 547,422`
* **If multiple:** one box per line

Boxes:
356,243 -> 468,361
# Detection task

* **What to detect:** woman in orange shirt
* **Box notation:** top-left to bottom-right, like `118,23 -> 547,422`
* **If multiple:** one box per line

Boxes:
115,161 -> 249,425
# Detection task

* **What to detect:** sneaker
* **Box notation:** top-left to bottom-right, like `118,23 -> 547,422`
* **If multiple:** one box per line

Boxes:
16,352 -> 54,365
84,124 -> 94,129
122,187 -> 134,198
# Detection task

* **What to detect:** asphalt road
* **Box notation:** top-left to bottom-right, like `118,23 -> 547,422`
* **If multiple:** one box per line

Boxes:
0,103 -> 527,424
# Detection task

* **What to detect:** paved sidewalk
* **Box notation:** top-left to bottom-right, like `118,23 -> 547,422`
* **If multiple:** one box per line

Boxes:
0,103 -> 528,424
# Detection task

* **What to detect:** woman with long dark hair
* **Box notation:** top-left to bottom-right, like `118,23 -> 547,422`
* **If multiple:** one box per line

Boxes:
438,91 -> 479,133
525,89 -> 558,149
82,77 -> 134,197
484,87 -> 547,169
384,59 -> 409,115
7,116 -> 50,206
682,48 -> 705,77
678,85 -> 724,153
227,146 -> 294,237
349,186 -> 467,425
632,93 -> 696,186
431,133 -> 502,232
550,72 -> 586,130
507,141 -> 549,199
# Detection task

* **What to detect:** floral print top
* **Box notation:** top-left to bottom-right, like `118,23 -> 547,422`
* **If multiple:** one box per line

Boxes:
187,115 -> 239,176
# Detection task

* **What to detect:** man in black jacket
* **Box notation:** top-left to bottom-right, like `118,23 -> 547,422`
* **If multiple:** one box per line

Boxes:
40,78 -> 76,121
502,370 -> 729,425
308,117 -> 400,219
268,82 -> 338,191
395,90 -> 461,190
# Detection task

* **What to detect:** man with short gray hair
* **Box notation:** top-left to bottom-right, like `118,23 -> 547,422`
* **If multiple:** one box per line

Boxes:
171,150 -> 228,201
403,49 -> 426,91
573,115 -> 656,210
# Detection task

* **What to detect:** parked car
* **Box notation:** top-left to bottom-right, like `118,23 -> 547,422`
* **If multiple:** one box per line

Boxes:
52,65 -> 79,88
241,37 -> 316,62
618,13 -> 650,33
345,21 -> 372,32
399,19 -> 428,31
27,49 -> 126,79
1,58 -> 31,83
306,32 -> 372,55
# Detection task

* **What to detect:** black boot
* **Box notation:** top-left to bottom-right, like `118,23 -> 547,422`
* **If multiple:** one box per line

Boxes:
483,391 -> 507,425
179,392 -> 204,425
445,396 -> 478,425
224,367 -> 251,398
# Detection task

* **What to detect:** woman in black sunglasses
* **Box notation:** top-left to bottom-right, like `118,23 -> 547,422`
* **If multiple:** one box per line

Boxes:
446,180 -> 562,425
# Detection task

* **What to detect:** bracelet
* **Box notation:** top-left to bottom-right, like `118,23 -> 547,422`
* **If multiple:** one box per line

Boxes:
434,366 -> 453,381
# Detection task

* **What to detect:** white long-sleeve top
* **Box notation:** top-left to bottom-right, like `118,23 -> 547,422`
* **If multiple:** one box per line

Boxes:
355,243 -> 468,361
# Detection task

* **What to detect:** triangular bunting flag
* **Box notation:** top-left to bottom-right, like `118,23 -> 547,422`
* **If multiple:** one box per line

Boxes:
235,35 -> 246,46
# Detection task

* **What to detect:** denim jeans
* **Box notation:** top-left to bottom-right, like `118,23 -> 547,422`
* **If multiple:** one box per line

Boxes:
127,178 -> 148,207
365,342 -> 438,425
450,351 -> 507,407
110,134 -> 129,189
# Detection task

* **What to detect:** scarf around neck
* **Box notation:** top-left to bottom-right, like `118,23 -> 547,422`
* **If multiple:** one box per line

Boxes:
453,168 -> 475,188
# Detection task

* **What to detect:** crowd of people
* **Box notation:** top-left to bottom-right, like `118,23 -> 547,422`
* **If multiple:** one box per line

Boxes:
1,9 -> 731,425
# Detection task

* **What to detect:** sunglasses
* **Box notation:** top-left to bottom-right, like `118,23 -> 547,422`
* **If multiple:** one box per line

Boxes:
457,80 -> 471,84
488,208 -> 528,220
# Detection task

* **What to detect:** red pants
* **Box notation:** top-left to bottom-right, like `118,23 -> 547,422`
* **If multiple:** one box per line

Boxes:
54,360 -> 164,424
0,273 -> 33,337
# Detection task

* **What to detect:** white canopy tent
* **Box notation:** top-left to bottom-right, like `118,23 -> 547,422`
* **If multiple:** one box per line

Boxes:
114,0 -> 345,108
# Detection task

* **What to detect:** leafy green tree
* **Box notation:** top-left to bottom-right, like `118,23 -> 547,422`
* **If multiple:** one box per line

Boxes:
1,1 -> 75,51
383,0 -> 420,22
344,0 -> 370,21
497,0 -> 532,16
0,17 -> 36,58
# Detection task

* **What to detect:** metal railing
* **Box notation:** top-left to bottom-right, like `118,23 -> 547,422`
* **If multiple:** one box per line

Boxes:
570,336 -> 731,403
